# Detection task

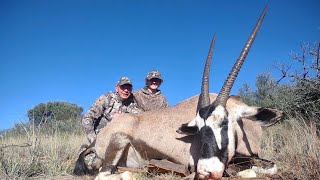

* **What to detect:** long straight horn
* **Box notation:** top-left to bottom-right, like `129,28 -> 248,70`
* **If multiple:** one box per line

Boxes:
197,34 -> 216,112
214,4 -> 268,107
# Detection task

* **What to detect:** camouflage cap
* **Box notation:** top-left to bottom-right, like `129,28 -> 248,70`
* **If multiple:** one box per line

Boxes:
117,77 -> 133,86
146,70 -> 163,81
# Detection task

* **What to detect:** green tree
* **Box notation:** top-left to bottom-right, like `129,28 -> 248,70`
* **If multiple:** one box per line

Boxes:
239,41 -> 320,131
273,41 -> 320,122
239,73 -> 280,108
27,101 -> 83,127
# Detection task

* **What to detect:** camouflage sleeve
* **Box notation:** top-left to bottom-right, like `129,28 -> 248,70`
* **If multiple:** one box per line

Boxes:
126,93 -> 144,114
127,102 -> 144,114
162,95 -> 169,108
132,90 -> 145,111
102,93 -> 115,121
82,93 -> 110,135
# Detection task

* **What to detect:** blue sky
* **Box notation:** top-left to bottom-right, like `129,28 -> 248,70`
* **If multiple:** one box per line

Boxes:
0,0 -> 319,130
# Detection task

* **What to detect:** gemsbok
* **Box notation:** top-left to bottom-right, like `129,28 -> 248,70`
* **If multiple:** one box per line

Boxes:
74,4 -> 284,179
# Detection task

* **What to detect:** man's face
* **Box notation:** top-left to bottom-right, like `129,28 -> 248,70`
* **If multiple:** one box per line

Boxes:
147,78 -> 161,90
116,84 -> 132,100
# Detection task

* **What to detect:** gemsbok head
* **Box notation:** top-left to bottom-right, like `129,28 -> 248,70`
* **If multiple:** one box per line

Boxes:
176,4 -> 280,179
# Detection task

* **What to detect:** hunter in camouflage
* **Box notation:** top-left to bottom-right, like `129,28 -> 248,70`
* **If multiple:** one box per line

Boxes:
82,77 -> 142,143
133,70 -> 169,111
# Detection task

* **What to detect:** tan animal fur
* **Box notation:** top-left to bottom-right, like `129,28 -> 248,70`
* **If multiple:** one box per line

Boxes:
93,93 -> 281,170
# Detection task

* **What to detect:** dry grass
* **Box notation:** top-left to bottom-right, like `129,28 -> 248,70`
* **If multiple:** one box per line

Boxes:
260,119 -> 320,179
0,127 -> 87,179
1,118 -> 319,179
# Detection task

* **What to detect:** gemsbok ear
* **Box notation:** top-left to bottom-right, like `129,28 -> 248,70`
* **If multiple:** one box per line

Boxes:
176,123 -> 199,135
241,106 -> 284,126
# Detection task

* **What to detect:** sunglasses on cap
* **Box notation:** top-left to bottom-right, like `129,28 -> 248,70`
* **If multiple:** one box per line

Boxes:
149,78 -> 161,83
119,84 -> 132,89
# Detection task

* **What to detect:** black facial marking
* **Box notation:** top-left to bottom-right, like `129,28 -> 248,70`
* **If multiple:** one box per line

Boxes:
220,119 -> 229,164
176,123 -> 199,135
199,126 -> 217,159
199,119 -> 229,165
199,105 -> 216,120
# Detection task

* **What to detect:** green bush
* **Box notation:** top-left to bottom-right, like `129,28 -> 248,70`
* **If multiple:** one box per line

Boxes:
239,41 -> 320,131
27,101 -> 83,127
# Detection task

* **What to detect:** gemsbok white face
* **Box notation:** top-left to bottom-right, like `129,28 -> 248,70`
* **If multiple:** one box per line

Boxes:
177,5 -> 269,179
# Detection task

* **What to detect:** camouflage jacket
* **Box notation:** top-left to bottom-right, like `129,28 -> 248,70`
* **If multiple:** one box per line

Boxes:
133,87 -> 169,112
82,92 -> 142,138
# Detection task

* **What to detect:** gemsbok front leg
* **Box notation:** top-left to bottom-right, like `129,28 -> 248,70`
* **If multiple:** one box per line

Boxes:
98,132 -> 132,176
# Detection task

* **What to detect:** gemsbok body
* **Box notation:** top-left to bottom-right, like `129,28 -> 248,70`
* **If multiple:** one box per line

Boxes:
74,4 -> 284,179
